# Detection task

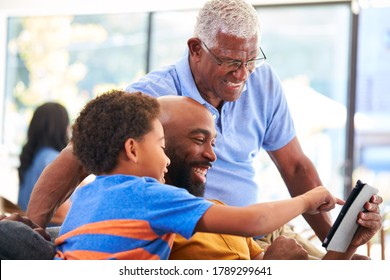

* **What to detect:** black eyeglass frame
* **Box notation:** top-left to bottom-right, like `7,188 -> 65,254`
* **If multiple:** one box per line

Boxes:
201,41 -> 266,72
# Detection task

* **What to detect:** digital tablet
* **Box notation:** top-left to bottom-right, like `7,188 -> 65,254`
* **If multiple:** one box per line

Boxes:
322,180 -> 378,252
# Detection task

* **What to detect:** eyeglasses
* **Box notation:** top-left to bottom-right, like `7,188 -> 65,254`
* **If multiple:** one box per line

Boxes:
201,41 -> 266,73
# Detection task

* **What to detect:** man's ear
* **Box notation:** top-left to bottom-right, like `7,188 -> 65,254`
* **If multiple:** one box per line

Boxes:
124,138 -> 138,163
187,37 -> 202,60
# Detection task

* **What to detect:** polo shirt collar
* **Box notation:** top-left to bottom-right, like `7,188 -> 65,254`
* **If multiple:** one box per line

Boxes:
175,54 -> 208,105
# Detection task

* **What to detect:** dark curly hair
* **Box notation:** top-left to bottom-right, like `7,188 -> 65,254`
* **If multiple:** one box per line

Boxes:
71,90 -> 160,175
18,102 -> 69,184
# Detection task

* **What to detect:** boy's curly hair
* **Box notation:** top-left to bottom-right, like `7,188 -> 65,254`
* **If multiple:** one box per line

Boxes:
71,90 -> 160,175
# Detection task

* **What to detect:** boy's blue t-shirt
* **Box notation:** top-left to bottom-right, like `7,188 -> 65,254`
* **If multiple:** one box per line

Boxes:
55,175 -> 213,260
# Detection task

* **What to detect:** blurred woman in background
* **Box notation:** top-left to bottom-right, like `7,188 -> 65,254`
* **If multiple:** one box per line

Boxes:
18,102 -> 70,225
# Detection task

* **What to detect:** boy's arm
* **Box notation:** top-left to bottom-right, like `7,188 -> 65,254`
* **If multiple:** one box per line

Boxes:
26,144 -> 88,228
195,186 -> 339,237
195,199 -> 304,237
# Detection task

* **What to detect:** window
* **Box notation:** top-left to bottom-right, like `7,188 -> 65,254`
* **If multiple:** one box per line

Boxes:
2,13 -> 149,198
5,13 -> 149,148
355,6 -> 390,208
150,10 -> 197,70
253,4 -> 351,206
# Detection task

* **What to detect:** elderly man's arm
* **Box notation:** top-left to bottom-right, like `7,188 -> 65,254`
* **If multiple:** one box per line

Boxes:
268,137 -> 332,241
26,144 -> 88,228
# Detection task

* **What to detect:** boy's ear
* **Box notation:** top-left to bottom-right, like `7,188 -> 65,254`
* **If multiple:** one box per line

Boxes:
124,138 -> 138,163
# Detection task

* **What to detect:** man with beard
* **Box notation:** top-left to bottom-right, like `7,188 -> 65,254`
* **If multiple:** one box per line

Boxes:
158,96 -> 382,260
159,96 -> 266,259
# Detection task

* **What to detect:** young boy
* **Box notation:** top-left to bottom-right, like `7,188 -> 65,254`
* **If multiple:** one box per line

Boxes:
54,90 -> 340,260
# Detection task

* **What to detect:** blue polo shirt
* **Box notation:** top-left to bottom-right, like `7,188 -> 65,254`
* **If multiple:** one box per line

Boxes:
125,55 -> 295,206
